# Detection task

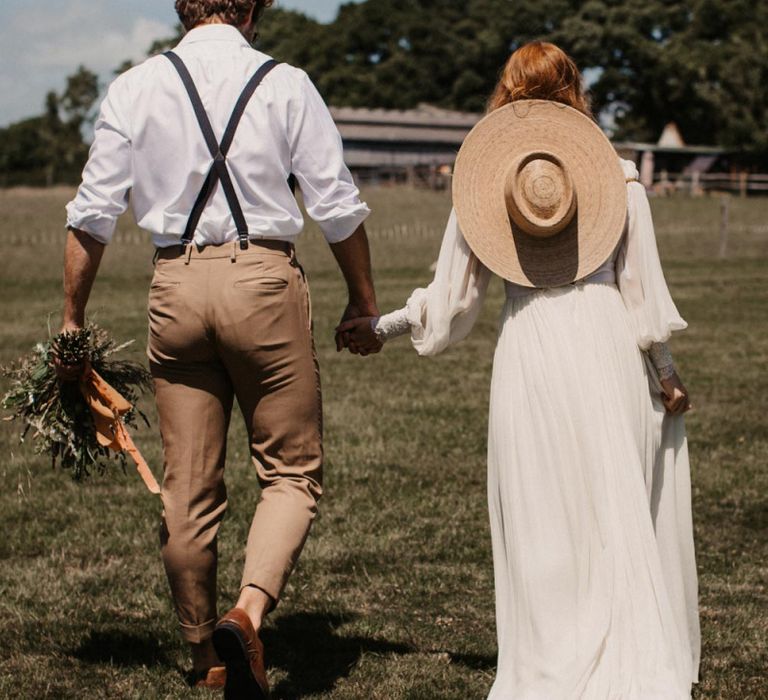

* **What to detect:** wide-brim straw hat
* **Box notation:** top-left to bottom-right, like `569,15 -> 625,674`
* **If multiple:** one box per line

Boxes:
453,99 -> 627,288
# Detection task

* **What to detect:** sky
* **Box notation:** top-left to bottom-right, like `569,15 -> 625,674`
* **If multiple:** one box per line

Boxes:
0,0 -> 362,127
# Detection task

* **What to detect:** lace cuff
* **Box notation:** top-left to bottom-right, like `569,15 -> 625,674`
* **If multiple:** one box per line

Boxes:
373,308 -> 411,342
648,341 -> 676,380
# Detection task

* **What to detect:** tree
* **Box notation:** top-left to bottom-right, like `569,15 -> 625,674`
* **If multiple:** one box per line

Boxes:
252,1 -> 571,112
0,115 -> 54,187
256,10 -> 323,67
661,0 -> 768,158
557,0 -> 768,157
39,91 -> 66,186
81,0 -> 768,162
0,67 -> 99,186
2,0 -> 766,187
58,65 -> 100,132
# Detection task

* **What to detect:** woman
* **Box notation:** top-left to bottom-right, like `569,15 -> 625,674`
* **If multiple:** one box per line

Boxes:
339,42 -> 700,698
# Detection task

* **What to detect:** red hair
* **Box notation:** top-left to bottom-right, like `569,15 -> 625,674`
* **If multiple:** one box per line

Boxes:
488,41 -> 592,116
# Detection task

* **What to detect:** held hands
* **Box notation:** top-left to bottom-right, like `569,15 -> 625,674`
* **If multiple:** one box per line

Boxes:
660,372 -> 692,416
335,309 -> 382,356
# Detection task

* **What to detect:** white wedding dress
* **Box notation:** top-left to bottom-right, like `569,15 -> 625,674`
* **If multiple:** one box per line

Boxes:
381,160 -> 700,698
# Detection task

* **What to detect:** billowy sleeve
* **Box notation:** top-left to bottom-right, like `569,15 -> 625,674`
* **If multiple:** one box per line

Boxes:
375,209 -> 492,356
617,174 -> 687,350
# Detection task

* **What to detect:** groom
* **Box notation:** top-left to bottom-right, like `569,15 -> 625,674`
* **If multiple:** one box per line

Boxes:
59,0 -> 380,696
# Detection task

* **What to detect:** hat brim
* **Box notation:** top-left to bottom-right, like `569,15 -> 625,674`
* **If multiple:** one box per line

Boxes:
453,100 -> 627,288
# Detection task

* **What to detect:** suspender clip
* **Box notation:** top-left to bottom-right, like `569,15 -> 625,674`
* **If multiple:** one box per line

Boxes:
239,237 -> 249,251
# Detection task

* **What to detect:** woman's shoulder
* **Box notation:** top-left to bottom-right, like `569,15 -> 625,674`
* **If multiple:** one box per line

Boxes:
619,157 -> 640,182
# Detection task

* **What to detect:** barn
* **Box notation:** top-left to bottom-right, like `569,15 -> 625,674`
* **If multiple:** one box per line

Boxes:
330,104 -> 480,187
330,107 -> 759,195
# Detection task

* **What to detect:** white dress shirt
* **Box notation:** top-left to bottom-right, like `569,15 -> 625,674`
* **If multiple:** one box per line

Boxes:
66,24 -> 370,247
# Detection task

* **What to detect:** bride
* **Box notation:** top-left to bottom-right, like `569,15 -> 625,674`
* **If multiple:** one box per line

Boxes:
339,41 -> 700,698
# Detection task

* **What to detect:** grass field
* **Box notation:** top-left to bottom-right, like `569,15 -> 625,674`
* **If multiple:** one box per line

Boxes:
0,186 -> 766,699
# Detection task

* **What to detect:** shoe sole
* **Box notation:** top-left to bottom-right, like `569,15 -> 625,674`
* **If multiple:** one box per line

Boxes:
212,623 -> 268,700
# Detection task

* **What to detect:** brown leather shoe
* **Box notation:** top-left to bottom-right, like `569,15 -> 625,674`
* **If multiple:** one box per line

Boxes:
194,666 -> 227,689
212,608 -> 269,699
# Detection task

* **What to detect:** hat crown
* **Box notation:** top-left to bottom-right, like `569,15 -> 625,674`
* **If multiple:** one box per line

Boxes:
453,99 -> 628,288
504,152 -> 577,238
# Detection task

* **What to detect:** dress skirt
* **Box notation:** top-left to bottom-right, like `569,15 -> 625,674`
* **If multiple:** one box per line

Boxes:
486,282 -> 698,699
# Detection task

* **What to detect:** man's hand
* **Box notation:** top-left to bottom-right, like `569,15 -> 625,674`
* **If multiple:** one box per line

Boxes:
660,372 -> 692,416
56,228 -> 105,380
336,316 -> 382,356
53,323 -> 86,381
329,224 -> 380,355
335,304 -> 382,355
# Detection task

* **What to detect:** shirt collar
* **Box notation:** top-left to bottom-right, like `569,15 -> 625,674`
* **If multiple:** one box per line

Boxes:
178,24 -> 251,48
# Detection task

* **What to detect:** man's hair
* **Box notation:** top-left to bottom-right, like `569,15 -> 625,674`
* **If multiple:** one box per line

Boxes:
175,0 -> 273,31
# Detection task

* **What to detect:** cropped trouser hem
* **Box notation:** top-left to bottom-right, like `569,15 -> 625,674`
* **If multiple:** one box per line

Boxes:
179,618 -> 218,644
240,572 -> 285,610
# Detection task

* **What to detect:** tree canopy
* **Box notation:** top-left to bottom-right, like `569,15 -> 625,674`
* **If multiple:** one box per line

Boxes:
1,0 -> 766,185
125,0 -> 768,156
0,65 -> 98,186
559,0 -> 768,156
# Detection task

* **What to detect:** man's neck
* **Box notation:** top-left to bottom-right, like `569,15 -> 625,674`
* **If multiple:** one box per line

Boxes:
198,15 -> 225,26
195,16 -> 253,42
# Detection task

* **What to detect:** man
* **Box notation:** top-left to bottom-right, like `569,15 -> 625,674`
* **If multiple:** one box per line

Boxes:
59,1 -> 380,696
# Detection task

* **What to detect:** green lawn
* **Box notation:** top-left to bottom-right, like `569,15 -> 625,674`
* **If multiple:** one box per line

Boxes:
0,187 -> 766,699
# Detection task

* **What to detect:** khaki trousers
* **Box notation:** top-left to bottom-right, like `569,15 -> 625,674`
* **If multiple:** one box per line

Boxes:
147,241 -> 323,644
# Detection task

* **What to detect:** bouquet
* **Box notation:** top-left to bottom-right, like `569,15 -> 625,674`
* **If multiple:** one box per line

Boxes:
2,325 -> 154,484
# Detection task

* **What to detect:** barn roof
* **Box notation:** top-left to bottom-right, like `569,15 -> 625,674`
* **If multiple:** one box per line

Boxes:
330,104 -> 481,146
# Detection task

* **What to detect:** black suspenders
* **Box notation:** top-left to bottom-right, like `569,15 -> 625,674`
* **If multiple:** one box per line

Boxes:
164,51 -> 279,250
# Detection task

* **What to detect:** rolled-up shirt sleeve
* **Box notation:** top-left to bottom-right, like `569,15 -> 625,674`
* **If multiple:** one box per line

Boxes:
65,80 -> 133,244
288,72 -> 370,243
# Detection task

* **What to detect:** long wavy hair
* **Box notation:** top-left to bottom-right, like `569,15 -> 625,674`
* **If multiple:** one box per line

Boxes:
487,41 -> 592,117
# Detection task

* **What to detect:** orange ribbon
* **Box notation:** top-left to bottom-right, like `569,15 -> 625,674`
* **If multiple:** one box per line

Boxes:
78,364 -> 161,495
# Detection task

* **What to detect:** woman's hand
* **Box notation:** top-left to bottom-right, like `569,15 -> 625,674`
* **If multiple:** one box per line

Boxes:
335,317 -> 383,356
660,372 -> 692,416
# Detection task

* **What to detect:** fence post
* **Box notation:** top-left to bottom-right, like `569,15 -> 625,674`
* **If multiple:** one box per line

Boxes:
691,171 -> 700,196
719,194 -> 730,259
739,171 -> 748,198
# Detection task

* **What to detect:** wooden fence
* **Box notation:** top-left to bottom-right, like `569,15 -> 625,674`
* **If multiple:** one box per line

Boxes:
0,222 -> 447,247
652,171 -> 768,197
2,214 -> 765,256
